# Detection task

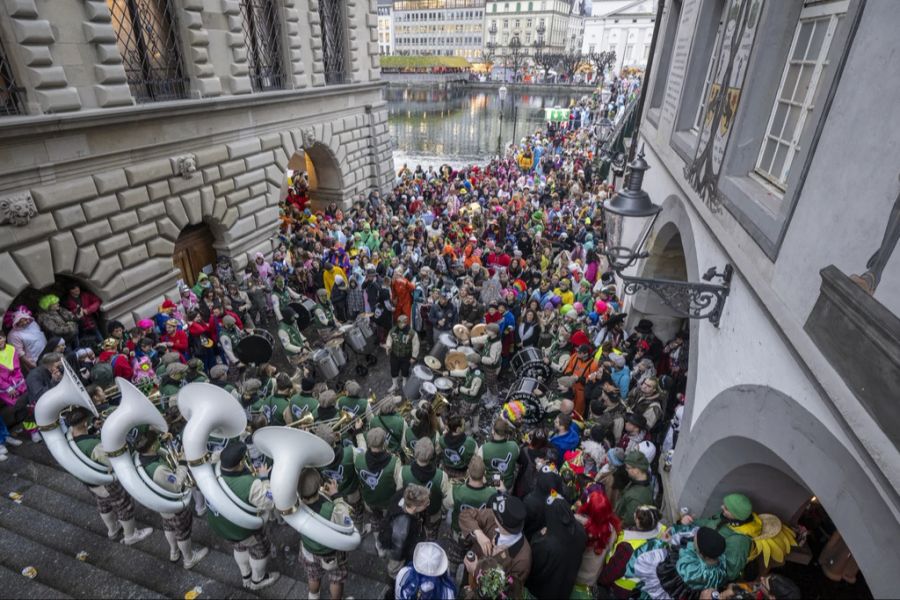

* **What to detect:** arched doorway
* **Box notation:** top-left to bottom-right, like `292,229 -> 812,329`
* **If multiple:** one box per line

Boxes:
285,142 -> 345,208
629,221 -> 689,343
173,223 -> 217,287
4,274 -> 105,347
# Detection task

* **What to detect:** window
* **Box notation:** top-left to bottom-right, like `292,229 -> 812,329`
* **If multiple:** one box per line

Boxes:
755,1 -> 847,189
318,0 -> 347,84
240,0 -> 284,91
0,36 -> 24,115
692,13 -> 724,132
108,0 -> 187,102
649,0 -> 682,110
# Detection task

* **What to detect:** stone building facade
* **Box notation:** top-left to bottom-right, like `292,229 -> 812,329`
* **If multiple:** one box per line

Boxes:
627,0 -> 900,594
0,0 -> 394,326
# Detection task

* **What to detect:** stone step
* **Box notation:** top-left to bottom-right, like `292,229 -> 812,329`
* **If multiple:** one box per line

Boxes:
0,563 -> 72,599
0,526 -> 162,599
1,446 -> 391,598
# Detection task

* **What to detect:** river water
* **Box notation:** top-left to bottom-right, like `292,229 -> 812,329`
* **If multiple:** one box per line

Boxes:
388,85 -> 585,171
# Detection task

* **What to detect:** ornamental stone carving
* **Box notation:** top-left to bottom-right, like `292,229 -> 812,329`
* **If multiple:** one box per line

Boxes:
176,153 -> 198,179
301,127 -> 317,149
0,191 -> 38,226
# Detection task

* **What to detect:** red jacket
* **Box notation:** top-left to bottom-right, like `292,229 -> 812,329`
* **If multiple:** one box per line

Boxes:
162,329 -> 189,356
62,291 -> 102,332
98,350 -> 133,381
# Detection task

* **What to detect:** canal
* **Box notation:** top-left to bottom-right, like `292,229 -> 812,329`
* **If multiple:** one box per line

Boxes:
388,84 -> 586,171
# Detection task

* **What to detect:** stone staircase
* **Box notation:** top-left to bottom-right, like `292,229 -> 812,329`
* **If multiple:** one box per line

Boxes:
0,442 -> 391,599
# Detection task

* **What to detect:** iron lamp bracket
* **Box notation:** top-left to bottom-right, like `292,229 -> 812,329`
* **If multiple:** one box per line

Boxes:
616,264 -> 734,327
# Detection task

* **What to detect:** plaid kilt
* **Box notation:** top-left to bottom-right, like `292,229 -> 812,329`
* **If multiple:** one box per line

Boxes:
233,531 -> 271,560
301,549 -> 348,584
161,507 -> 194,541
94,481 -> 135,521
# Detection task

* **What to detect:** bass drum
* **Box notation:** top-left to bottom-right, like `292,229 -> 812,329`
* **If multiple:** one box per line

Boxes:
236,332 -> 274,364
403,364 -> 434,401
511,347 -> 550,381
290,298 -> 319,331
345,326 -> 367,353
326,338 -> 347,367
312,349 -> 339,380
506,377 -> 548,405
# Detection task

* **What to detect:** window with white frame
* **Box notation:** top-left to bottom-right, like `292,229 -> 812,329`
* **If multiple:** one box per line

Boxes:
755,0 -> 848,189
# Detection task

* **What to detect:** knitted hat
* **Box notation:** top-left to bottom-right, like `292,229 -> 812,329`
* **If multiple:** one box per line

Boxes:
209,364 -> 229,379
167,363 -> 188,377
624,450 -> 649,471
222,315 -> 237,327
723,493 -> 753,521
160,299 -> 176,310
242,378 -> 262,394
344,380 -> 361,396
220,442 -> 247,469
606,447 -> 626,467
696,527 -> 727,559
491,493 -> 526,534
486,323 -> 500,335
161,352 -> 181,365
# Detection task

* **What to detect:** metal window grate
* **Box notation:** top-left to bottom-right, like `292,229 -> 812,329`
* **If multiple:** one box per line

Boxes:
108,0 -> 187,103
318,0 -> 347,85
240,0 -> 284,91
0,37 -> 24,115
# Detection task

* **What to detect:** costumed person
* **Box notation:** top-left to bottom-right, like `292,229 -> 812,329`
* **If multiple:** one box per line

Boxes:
598,504 -> 668,598
205,442 -> 280,590
297,468 -> 353,600
98,337 -> 133,381
65,407 -> 153,546
336,380 -> 370,422
614,451 -> 654,528
395,542 -> 457,600
471,323 -> 502,405
477,418 -> 519,491
0,330 -> 29,439
459,492 -> 532,599
36,294 -> 79,347
134,430 -> 209,569
277,306 -> 308,373
396,437 -> 453,539
563,343 -> 599,417
391,269 -> 416,322
7,307 -> 46,370
627,526 -> 728,599
354,427 -> 402,533
572,490 -> 621,599
526,494 -> 588,599
385,314 -> 419,394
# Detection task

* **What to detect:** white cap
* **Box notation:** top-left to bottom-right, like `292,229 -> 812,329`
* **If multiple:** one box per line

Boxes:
638,440 -> 657,465
412,542 -> 448,577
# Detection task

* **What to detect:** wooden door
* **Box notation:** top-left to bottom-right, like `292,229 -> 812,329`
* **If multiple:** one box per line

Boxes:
173,224 -> 217,286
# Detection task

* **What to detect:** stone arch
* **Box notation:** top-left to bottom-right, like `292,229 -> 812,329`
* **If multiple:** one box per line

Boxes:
284,133 -> 348,208
672,384 -> 899,597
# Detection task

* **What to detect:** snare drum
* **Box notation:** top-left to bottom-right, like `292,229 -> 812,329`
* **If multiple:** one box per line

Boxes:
345,326 -> 367,353
313,348 -> 339,380
434,377 -> 454,396
326,338 -> 347,367
420,381 -> 437,402
511,347 -> 550,380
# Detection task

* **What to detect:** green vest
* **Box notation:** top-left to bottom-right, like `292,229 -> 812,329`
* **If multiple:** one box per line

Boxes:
482,440 -> 519,489
337,395 -> 369,418
265,394 -> 290,426
315,302 -> 335,328
389,327 -> 414,357
301,500 -> 336,555
372,414 -> 405,453
439,434 -> 477,472
450,483 -> 497,532
288,394 -> 319,420
278,321 -> 305,353
404,430 -> 437,457
274,286 -> 293,309
319,445 -> 359,497
75,435 -> 101,458
459,370 -> 482,403
206,472 -> 258,542
401,465 -> 445,516
354,452 -> 398,511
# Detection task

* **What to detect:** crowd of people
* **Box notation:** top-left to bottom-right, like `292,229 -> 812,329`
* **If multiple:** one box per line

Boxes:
0,82 -> 804,599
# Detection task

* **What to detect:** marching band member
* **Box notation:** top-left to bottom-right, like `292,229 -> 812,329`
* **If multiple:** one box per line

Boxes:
453,354 -> 484,434
218,314 -> 245,369
385,314 -> 419,394
277,306 -> 308,372
66,407 -> 153,546
206,441 -> 279,590
287,377 -> 319,421
438,414 -> 478,480
270,275 -> 302,323
447,455 -> 496,569
395,437 -> 453,538
477,418 -> 520,490
336,380 -> 370,423
470,323 -> 502,405
354,427 -> 401,534
134,430 -> 209,569
313,288 -> 340,329
314,426 -> 362,517
298,468 -> 354,600
368,395 -> 408,456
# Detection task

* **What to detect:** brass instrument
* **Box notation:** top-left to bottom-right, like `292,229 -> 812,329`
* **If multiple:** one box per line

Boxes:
286,413 -> 315,429
432,392 -> 450,414
159,432 -> 196,488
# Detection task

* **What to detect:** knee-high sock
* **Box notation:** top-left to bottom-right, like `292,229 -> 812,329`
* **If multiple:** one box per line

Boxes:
99,511 -> 118,535
177,539 -> 194,562
250,556 -> 269,582
233,549 -> 251,579
121,518 -> 137,538
164,530 -> 179,554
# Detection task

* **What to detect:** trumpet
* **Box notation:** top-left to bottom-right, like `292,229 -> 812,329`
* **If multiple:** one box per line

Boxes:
159,433 -> 197,488
286,413 -> 316,429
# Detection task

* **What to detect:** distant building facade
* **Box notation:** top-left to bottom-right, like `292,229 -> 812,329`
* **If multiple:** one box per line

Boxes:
583,0 -> 656,69
392,0 -> 486,59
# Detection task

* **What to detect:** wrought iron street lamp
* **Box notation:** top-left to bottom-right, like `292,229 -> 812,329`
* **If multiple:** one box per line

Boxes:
603,149 -> 733,326
497,85 -> 507,156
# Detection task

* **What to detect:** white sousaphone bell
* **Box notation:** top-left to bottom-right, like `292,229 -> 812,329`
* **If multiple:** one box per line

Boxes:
34,360 -> 114,486
253,426 -> 361,552
100,378 -> 191,514
177,382 -> 264,530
